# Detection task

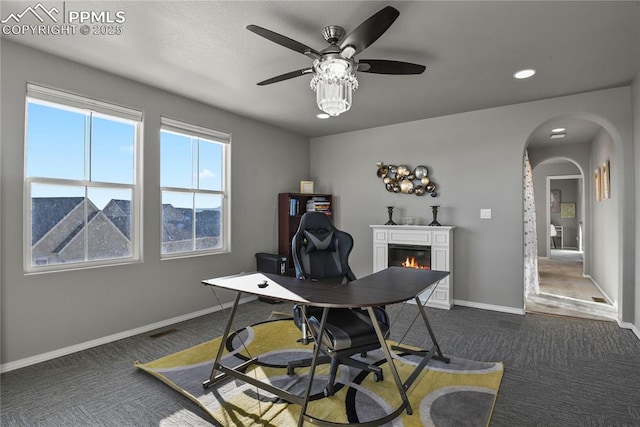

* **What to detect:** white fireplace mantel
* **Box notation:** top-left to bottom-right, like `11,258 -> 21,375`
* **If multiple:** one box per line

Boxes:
370,225 -> 455,309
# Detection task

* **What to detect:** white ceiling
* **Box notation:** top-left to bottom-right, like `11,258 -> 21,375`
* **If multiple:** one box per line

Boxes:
527,118 -> 605,150
2,1 -> 639,143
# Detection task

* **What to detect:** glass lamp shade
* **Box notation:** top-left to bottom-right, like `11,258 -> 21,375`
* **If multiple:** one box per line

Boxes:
310,71 -> 358,117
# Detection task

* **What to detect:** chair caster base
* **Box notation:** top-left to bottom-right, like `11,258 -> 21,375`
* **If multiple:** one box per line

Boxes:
323,384 -> 335,397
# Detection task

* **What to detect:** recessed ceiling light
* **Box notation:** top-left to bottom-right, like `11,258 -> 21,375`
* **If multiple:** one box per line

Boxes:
550,133 -> 566,139
514,69 -> 536,79
551,127 -> 566,133
316,113 -> 330,119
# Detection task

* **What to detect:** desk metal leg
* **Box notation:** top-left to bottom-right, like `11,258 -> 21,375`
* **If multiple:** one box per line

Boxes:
415,296 -> 448,362
203,292 -> 242,388
201,293 -> 325,425
391,296 -> 450,393
366,306 -> 413,416
202,291 -> 307,408
298,307 -> 329,427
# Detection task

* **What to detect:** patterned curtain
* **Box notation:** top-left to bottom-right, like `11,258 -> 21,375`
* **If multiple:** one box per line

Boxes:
523,151 -> 539,297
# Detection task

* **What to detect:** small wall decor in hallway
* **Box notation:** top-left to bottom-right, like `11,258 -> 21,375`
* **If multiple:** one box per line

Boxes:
593,168 -> 602,202
600,160 -> 610,200
376,162 -> 438,197
560,202 -> 576,218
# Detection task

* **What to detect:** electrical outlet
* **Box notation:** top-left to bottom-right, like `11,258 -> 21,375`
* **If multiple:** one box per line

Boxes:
480,209 -> 492,219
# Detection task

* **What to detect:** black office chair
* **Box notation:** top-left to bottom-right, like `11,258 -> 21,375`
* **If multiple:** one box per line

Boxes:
286,212 -> 389,396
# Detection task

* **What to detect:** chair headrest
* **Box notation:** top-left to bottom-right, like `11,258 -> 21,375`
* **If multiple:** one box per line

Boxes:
298,211 -> 336,230
303,229 -> 335,253
297,212 -> 340,253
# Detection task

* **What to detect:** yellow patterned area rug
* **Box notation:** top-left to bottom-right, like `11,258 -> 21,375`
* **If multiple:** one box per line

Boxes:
135,319 -> 503,426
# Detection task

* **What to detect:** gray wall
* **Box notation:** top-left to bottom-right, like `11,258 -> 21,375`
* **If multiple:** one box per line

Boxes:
310,88 -> 634,318
590,129 -> 618,304
634,71 -> 640,334
0,41 -> 310,364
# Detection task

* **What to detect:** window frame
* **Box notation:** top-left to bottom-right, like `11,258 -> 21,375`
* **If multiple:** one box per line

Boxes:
23,84 -> 143,273
160,117 -> 231,259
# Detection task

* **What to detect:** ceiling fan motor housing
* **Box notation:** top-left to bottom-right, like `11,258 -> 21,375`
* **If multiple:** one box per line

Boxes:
322,25 -> 345,45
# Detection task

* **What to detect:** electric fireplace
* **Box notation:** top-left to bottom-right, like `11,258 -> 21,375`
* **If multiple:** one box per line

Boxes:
388,244 -> 431,270
371,224 -> 454,309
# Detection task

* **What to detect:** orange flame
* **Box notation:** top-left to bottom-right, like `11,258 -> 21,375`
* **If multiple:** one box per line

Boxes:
401,257 -> 430,270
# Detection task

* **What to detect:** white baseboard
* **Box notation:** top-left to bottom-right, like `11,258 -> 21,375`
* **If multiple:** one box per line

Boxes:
582,275 -> 615,306
617,319 -> 640,341
0,296 -> 257,374
454,299 -> 525,315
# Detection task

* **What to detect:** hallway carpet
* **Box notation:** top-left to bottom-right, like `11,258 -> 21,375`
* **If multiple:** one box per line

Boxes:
526,252 -> 616,321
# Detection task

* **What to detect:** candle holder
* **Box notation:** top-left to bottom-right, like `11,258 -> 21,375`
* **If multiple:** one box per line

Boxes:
429,205 -> 441,226
385,206 -> 397,225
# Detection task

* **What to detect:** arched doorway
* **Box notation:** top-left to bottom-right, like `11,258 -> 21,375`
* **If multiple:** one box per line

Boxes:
523,116 -> 618,321
546,171 -> 583,260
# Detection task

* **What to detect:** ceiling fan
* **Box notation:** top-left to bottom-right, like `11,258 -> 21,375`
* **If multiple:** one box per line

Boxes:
247,6 -> 425,117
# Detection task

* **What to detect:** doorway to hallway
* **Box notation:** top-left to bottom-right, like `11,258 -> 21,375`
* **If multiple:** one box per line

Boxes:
526,163 -> 616,321
524,115 -> 624,324
526,249 -> 616,321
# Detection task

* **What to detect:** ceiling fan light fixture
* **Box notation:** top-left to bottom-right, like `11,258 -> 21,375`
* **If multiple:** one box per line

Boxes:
341,45 -> 357,59
317,56 -> 352,75
310,69 -> 358,117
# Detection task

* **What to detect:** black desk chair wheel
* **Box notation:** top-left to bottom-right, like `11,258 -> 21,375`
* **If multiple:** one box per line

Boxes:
287,212 -> 389,396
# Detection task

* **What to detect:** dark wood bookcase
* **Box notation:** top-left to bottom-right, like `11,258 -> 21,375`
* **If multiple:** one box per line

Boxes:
278,192 -> 333,273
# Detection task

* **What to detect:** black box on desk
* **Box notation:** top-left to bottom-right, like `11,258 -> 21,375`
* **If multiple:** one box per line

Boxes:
255,253 -> 287,303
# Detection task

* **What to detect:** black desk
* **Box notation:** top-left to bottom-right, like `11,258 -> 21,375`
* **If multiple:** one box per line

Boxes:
202,266 -> 450,426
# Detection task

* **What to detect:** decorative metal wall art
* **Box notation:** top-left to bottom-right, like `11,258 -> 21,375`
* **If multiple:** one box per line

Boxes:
376,162 -> 438,197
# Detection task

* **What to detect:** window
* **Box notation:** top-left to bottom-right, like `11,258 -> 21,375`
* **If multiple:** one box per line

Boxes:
24,84 -> 142,272
160,118 -> 230,257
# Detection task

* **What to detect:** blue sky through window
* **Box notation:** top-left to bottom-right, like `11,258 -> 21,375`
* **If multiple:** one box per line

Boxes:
160,129 -> 224,210
27,102 -> 223,210
27,101 -> 136,209
26,102 -> 86,181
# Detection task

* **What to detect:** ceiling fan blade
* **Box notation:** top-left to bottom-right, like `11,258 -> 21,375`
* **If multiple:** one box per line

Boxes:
247,25 -> 321,60
358,59 -> 425,75
339,6 -> 400,57
257,68 -> 314,86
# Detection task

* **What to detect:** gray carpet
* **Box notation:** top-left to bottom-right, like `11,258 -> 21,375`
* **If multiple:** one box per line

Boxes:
2,300 -> 640,426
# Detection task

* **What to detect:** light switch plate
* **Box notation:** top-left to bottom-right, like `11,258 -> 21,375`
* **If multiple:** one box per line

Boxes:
480,209 -> 492,219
